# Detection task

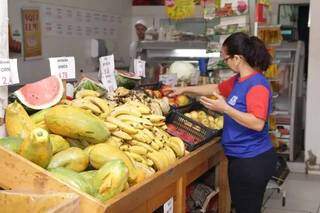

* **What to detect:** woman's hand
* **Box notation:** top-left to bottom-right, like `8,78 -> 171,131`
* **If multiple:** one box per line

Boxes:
165,87 -> 186,97
199,92 -> 230,113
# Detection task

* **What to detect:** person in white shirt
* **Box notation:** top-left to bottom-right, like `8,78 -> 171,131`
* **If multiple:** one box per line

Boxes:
129,19 -> 147,72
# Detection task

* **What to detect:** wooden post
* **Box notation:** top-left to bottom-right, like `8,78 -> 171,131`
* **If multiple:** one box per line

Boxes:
218,157 -> 231,213
175,175 -> 186,213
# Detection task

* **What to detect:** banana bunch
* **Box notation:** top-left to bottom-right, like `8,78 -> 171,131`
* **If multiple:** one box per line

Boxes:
184,110 -> 224,130
69,89 -> 111,116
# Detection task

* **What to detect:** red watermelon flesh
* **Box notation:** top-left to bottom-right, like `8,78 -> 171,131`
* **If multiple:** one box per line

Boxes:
14,76 -> 64,110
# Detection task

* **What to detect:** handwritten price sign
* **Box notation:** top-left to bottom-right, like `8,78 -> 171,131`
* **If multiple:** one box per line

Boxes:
0,58 -> 20,86
49,57 -> 76,80
99,55 -> 117,92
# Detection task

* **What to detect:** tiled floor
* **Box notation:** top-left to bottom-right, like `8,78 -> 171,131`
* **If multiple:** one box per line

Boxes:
262,172 -> 320,213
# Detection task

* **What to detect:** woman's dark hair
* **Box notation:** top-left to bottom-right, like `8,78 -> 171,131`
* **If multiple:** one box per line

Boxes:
222,32 -> 272,71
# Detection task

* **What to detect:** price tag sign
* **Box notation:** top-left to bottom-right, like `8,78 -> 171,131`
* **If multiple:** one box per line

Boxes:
159,74 -> 177,86
134,59 -> 146,77
49,57 -> 76,80
99,54 -> 117,92
0,58 -> 20,86
163,197 -> 173,213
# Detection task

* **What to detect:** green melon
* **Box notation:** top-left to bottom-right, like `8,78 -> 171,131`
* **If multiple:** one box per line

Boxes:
116,71 -> 141,90
9,76 -> 64,112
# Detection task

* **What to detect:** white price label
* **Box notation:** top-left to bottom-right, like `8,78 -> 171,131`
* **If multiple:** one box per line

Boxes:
163,197 -> 173,213
49,57 -> 76,80
159,74 -> 177,86
134,59 -> 146,77
99,55 -> 117,92
0,58 -> 20,86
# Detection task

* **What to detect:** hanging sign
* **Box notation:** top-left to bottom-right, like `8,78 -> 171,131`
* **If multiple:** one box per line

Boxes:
134,59 -> 146,78
165,0 -> 195,20
49,56 -> 76,79
99,54 -> 117,92
0,58 -> 20,86
22,8 -> 42,59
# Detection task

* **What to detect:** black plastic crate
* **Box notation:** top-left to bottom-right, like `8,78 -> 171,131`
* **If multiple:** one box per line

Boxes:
175,102 -> 223,132
166,110 -> 219,151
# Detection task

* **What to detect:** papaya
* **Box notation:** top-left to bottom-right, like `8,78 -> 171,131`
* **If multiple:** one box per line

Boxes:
93,160 -> 128,202
47,147 -> 89,172
30,108 -> 50,124
45,105 -> 110,144
89,143 -> 137,183
5,101 -> 35,139
49,134 -> 70,154
19,128 -> 52,168
50,167 -> 93,195
80,170 -> 97,186
0,136 -> 23,153
84,145 -> 95,157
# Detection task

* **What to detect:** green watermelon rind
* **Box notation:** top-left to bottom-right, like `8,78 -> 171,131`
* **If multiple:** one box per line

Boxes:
11,77 -> 64,111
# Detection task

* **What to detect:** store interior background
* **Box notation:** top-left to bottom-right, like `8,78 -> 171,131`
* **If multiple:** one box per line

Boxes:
5,0 -> 320,167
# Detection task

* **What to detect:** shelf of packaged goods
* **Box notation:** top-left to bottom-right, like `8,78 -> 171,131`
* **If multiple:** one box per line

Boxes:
0,138 -> 230,213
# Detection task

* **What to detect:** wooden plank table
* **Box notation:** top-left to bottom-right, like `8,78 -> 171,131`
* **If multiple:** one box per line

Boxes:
0,138 -> 230,212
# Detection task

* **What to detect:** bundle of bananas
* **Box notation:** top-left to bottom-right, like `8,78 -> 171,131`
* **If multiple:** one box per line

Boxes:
101,101 -> 186,172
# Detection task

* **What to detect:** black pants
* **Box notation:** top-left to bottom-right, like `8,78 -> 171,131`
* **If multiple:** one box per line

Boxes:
227,148 -> 277,213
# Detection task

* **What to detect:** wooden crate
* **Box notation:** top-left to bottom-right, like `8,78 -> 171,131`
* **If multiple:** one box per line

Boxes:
0,138 -> 230,213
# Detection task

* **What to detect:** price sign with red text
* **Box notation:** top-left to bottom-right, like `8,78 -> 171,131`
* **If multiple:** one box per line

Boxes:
0,58 -> 20,86
99,54 -> 117,92
49,57 -> 76,79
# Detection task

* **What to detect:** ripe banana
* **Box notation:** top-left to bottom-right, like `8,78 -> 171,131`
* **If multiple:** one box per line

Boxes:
150,101 -> 163,116
104,122 -> 118,131
84,96 -> 110,114
153,121 -> 166,127
163,146 -> 177,164
150,141 -> 161,150
159,149 -> 175,165
152,127 -> 170,140
120,144 -> 130,151
132,131 -> 151,144
134,161 -> 155,177
167,137 -> 185,158
154,137 -> 165,149
142,115 -> 165,123
147,151 -> 167,171
125,101 -> 151,114
116,115 -> 153,127
160,125 -> 168,130
105,137 -> 123,148
125,151 -> 147,165
110,106 -> 142,118
75,89 -> 100,99
129,145 -> 148,156
124,120 -> 144,130
112,130 -> 132,141
107,117 -> 138,135
131,140 -> 156,152
72,99 -> 101,114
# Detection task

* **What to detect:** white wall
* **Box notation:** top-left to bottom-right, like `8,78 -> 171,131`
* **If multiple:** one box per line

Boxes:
305,0 -> 320,158
8,0 -> 132,84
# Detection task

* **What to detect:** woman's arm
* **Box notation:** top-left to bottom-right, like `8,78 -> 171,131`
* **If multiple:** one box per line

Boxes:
200,94 -> 265,131
168,84 -> 219,97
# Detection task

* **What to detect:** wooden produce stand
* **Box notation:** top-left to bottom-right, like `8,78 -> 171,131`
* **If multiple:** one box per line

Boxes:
0,138 -> 230,213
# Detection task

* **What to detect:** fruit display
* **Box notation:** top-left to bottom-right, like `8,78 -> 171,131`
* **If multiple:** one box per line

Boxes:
184,110 -> 224,130
1,81 -> 186,203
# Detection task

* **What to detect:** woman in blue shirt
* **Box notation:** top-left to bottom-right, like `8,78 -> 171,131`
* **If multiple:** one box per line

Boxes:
168,32 -> 277,213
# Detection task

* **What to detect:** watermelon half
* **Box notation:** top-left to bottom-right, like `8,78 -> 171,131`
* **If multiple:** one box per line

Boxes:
10,76 -> 64,111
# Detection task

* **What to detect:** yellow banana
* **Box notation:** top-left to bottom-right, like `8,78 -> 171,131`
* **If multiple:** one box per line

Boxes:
131,140 -> 156,152
150,141 -> 161,150
147,151 -> 167,171
134,161 -> 155,177
72,99 -> 101,114
116,115 -> 153,127
142,129 -> 155,139
163,146 -> 177,164
152,127 -> 170,140
132,131 -> 151,144
105,137 -> 123,148
103,122 -> 118,131
159,149 -> 174,165
142,115 -> 165,123
75,89 -> 100,99
84,96 -> 110,114
107,117 -> 138,135
110,106 -> 142,117
125,101 -> 151,114
125,151 -> 147,165
128,145 -> 148,156
167,137 -> 185,158
112,130 -> 132,141
146,159 -> 154,167
120,144 -> 130,151
124,121 -> 144,130
153,137 -> 165,149
160,125 -> 168,130
153,121 -> 166,127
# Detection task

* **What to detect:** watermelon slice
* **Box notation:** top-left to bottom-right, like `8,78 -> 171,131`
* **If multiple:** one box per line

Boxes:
10,76 -> 64,111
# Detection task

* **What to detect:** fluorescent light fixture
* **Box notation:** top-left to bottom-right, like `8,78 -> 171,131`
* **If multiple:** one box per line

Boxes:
173,49 -> 221,58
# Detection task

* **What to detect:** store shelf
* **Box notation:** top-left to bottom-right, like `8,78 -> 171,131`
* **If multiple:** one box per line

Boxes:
139,41 -> 208,50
